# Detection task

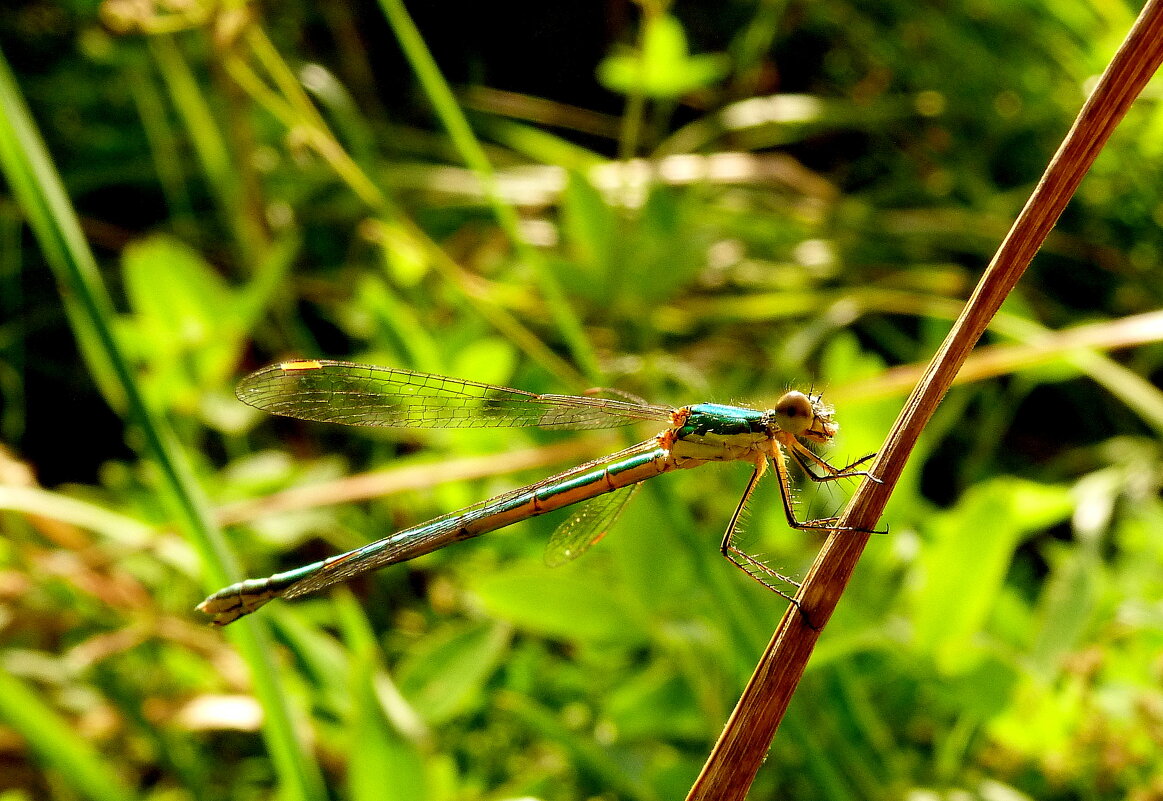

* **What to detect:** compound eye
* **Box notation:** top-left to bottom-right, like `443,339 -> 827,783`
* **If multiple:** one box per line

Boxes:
773,390 -> 814,436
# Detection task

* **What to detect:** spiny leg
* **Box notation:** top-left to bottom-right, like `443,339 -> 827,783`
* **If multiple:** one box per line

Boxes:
788,439 -> 879,483
719,461 -> 810,622
779,443 -> 888,535
771,446 -> 866,531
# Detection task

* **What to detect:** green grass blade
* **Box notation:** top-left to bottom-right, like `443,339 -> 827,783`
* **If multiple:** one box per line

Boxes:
0,669 -> 137,801
0,44 -> 326,801
375,0 -> 600,381
149,34 -> 264,264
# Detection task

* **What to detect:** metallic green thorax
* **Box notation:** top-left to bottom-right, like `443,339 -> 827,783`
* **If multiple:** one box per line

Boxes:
669,403 -> 774,465
679,403 -> 768,436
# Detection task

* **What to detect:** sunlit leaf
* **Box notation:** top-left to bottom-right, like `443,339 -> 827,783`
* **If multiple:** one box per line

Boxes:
597,15 -> 730,98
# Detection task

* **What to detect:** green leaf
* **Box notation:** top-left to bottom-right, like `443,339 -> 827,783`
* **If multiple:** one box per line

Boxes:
121,234 -> 244,411
450,337 -> 517,387
397,620 -> 510,724
470,566 -> 649,645
560,171 -> 617,287
347,645 -> 428,801
610,186 -> 706,307
605,666 -> 706,740
597,15 -> 730,99
911,478 -> 1073,674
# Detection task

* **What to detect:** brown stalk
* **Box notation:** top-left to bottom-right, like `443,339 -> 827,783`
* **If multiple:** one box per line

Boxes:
687,3 -> 1163,799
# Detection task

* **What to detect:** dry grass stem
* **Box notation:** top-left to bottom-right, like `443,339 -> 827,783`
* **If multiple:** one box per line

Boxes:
687,3 -> 1163,798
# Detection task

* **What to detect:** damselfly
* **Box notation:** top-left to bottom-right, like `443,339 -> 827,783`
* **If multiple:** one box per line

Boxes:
198,360 -> 877,625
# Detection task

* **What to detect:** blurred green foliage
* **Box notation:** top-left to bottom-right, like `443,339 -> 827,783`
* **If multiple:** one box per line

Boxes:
1,1 -> 1161,800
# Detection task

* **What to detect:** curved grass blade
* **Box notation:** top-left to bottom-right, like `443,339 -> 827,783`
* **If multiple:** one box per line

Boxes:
0,48 -> 327,800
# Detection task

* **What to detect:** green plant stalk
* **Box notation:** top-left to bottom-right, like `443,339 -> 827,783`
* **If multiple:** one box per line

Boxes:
0,669 -> 136,801
0,203 -> 24,440
0,46 -> 326,801
779,711 -> 853,801
149,34 -> 264,265
375,0 -> 601,382
616,9 -> 653,160
224,33 -> 585,385
239,28 -> 389,210
128,63 -> 197,239
619,88 -> 648,160
729,0 -> 789,94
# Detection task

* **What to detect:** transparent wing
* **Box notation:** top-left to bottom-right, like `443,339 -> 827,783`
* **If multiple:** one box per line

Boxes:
543,484 -> 640,567
237,360 -> 674,430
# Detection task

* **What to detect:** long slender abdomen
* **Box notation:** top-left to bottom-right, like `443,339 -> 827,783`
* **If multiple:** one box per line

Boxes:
198,444 -> 678,625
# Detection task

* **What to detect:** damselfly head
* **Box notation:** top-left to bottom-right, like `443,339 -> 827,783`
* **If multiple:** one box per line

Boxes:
771,390 -> 837,443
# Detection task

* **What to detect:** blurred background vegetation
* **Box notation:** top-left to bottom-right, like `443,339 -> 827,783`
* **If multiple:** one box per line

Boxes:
1,0 -> 1161,799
